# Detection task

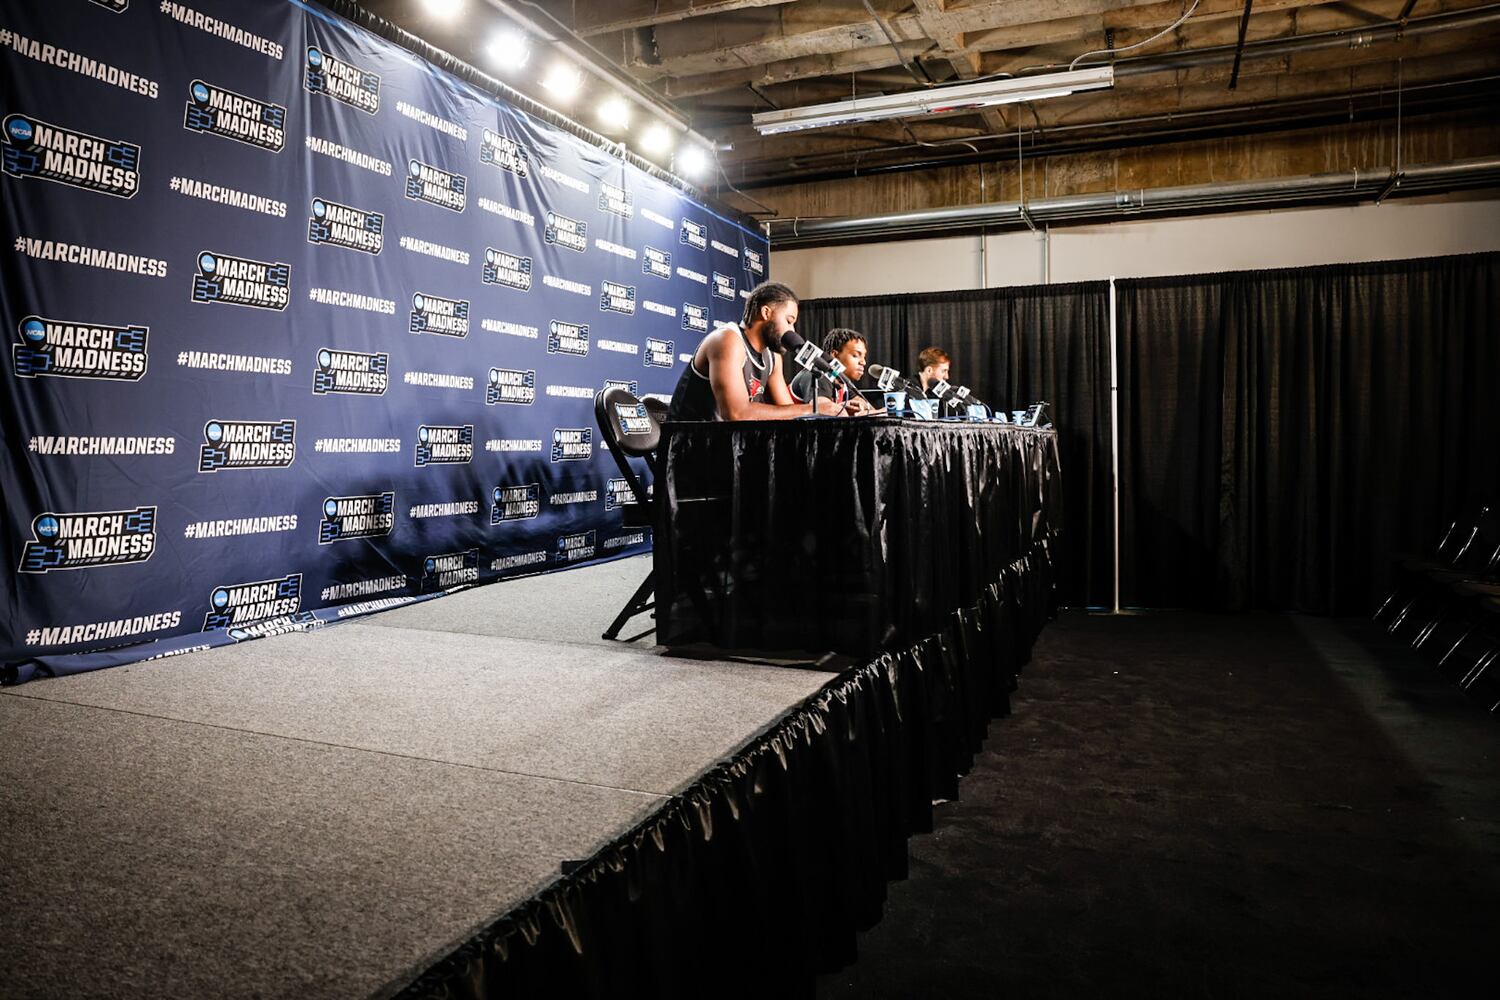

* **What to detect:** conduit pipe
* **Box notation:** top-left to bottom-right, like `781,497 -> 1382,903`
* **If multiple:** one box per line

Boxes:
765,155 -> 1500,245
1115,5 -> 1500,77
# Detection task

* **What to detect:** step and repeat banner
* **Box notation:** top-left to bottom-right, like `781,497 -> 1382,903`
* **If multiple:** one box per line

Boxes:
0,0 -> 768,680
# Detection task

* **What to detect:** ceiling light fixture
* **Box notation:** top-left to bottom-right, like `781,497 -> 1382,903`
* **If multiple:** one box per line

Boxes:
485,29 -> 530,70
640,124 -> 672,156
676,145 -> 709,179
750,66 -> 1114,135
540,62 -> 584,101
597,97 -> 631,131
421,0 -> 466,20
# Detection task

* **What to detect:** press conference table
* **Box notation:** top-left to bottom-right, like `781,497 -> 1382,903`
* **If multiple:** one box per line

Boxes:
653,417 -> 1061,657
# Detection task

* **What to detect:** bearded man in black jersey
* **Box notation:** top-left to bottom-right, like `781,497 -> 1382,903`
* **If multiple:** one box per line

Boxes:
668,281 -> 874,421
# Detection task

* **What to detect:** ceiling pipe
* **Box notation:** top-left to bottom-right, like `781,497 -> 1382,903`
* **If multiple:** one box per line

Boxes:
1114,3 -> 1500,77
764,155 -> 1500,245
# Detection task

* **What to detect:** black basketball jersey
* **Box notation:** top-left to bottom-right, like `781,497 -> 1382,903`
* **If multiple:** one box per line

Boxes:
668,325 -> 775,421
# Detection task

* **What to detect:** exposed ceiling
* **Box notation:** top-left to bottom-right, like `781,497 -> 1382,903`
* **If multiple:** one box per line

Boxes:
358,1 -> 1500,210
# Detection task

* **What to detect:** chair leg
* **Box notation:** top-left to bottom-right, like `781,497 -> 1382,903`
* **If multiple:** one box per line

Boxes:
603,571 -> 656,640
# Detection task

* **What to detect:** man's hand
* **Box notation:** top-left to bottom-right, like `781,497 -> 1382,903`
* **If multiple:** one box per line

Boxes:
845,396 -> 879,416
815,397 -> 845,416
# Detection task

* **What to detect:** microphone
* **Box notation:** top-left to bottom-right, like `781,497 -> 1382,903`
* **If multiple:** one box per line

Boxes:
949,384 -> 991,415
866,363 -> 918,395
782,331 -> 862,401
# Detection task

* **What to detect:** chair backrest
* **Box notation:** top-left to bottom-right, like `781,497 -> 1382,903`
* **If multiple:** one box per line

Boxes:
594,387 -> 664,510
642,395 -> 670,430
596,387 -> 661,456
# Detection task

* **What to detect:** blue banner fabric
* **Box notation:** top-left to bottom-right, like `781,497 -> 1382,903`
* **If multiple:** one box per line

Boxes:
0,0 -> 769,681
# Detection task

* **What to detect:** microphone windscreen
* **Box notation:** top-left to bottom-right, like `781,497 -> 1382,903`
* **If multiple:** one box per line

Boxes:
779,330 -> 807,351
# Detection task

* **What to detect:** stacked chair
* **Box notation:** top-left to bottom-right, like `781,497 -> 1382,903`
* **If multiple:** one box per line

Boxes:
1375,504 -> 1500,712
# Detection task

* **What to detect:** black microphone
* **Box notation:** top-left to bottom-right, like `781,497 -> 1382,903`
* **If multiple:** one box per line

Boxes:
782,331 -> 862,401
866,363 -> 920,396
948,384 -> 991,416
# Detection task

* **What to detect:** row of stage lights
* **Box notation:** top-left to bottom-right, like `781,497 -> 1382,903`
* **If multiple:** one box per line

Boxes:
422,0 -> 712,180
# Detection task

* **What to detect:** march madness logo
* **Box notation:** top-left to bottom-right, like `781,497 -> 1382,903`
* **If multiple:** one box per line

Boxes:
598,181 -> 633,218
18,506 -> 156,573
3,113 -> 138,198
544,211 -> 587,252
199,419 -> 295,473
743,246 -> 765,278
491,484 -> 541,523
183,80 -> 285,152
599,280 -> 636,316
304,47 -> 380,114
712,271 -> 736,301
480,128 -> 528,177
405,158 -> 466,212
644,338 -> 674,369
410,293 -> 469,337
556,530 -> 596,563
643,245 -> 672,280
681,302 -> 709,333
605,478 -> 636,512
486,367 -> 536,405
308,197 -> 383,254
191,250 -> 291,310
604,378 -> 639,396
12,314 -> 147,381
492,482 -> 540,524
415,424 -> 473,466
203,573 -> 302,630
319,492 -> 395,543
483,248 -> 532,290
679,218 -> 707,251
615,402 -> 652,437
547,320 -> 589,357
313,348 -> 388,395
551,428 -> 592,462
419,549 -> 479,592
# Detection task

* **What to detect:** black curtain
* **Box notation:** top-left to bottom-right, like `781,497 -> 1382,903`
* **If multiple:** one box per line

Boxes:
1117,252 -> 1500,614
799,282 -> 1113,608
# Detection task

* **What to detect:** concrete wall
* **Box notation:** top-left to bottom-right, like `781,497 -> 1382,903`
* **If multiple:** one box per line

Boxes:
772,191 -> 1500,298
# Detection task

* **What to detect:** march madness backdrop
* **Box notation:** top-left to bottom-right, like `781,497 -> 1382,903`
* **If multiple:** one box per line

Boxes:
0,0 -> 768,681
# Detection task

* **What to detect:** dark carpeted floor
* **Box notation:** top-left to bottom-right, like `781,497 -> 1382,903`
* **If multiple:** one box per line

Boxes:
817,611 -> 1500,999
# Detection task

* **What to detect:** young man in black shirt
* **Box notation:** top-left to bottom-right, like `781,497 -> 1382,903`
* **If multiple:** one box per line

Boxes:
788,328 -> 868,409
668,282 -> 871,420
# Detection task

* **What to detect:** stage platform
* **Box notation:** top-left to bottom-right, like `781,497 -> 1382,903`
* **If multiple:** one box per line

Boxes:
0,556 -> 837,999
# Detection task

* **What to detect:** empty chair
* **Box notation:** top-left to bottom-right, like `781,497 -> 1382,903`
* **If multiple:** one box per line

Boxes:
594,386 -> 664,640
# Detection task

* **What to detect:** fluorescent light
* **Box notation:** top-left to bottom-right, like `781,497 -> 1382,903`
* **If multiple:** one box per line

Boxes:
640,124 -> 672,155
751,66 -> 1114,135
597,97 -> 631,131
677,145 -> 709,179
422,0 -> 465,19
541,62 -> 583,101
485,29 -> 529,70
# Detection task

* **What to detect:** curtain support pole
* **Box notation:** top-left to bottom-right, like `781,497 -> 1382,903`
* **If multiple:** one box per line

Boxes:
1109,275 -> 1121,614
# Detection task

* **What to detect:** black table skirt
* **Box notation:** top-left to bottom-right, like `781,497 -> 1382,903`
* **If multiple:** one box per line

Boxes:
654,417 -> 1062,657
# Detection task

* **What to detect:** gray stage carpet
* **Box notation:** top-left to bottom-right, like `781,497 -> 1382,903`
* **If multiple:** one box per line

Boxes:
0,556 -> 835,999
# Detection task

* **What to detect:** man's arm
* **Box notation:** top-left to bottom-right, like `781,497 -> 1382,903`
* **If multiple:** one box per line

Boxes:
708,333 -> 834,420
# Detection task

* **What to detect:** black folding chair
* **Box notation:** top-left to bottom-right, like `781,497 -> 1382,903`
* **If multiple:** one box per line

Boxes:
594,387 -> 664,640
